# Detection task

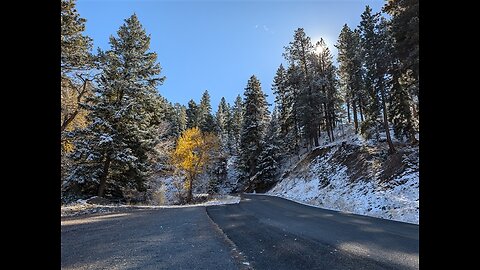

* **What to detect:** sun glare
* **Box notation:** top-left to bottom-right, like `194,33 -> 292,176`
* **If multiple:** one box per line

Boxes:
313,36 -> 333,55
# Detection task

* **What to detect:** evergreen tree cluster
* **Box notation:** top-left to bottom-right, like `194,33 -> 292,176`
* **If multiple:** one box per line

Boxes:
273,28 -> 340,155
65,14 -> 168,199
336,3 -> 419,150
236,1 -> 419,191
61,0 -> 418,200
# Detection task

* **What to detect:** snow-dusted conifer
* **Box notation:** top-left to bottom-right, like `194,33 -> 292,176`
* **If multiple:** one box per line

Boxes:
67,14 -> 166,198
255,108 -> 281,191
198,90 -> 216,133
229,94 -> 244,154
216,97 -> 230,149
186,99 -> 199,129
359,7 -> 396,153
237,75 -> 269,191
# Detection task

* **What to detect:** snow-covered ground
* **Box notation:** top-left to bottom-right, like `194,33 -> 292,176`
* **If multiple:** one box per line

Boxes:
61,195 -> 240,217
268,126 -> 419,224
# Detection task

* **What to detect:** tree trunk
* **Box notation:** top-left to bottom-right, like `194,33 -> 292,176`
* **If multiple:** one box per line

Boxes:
347,99 -> 351,123
61,110 -> 79,132
98,154 -> 111,197
358,96 -> 365,122
329,109 -> 335,142
380,83 -> 396,154
61,78 -> 89,132
186,175 -> 193,203
323,103 -> 333,142
352,99 -> 358,133
408,126 -> 418,144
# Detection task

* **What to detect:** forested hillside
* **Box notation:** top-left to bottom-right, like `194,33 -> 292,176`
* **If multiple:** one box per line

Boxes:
61,0 -> 419,222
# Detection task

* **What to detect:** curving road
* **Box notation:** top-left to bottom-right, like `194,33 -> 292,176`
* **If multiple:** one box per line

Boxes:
207,194 -> 419,269
61,194 -> 418,269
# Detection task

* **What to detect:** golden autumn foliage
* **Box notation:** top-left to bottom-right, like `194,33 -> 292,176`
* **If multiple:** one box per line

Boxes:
61,77 -> 93,155
61,77 -> 92,132
171,127 -> 220,202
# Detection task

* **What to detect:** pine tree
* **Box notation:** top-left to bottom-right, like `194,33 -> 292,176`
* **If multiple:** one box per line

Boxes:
186,99 -> 199,129
237,75 -> 269,192
229,94 -> 244,153
358,6 -> 382,140
198,90 -> 216,133
383,0 -> 419,86
312,38 -> 338,142
177,103 -> 187,135
208,154 -> 228,195
283,28 -> 321,148
167,102 -> 187,138
216,97 -> 230,148
389,70 -> 416,142
359,6 -> 396,153
61,0 -> 93,74
272,64 -> 291,155
284,64 -> 302,155
61,0 -> 95,193
384,0 -> 419,142
272,64 -> 287,135
336,24 -> 364,133
255,108 -> 281,192
376,17 -> 396,152
67,14 -> 166,198
61,0 -> 94,133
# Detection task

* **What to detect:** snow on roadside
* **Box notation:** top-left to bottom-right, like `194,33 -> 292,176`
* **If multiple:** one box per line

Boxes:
268,139 -> 419,224
61,195 -> 241,217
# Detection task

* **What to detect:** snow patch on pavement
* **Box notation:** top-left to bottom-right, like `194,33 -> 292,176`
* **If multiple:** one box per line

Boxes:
61,195 -> 241,217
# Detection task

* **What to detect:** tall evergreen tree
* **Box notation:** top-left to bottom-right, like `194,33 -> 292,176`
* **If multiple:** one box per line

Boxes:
255,108 -> 281,192
358,6 -> 382,140
272,64 -> 297,155
375,17 -> 396,152
61,0 -> 93,74
168,102 -> 187,138
272,64 -> 288,137
384,0 -> 419,142
383,0 -> 419,86
284,28 -> 321,148
237,75 -> 269,192
186,99 -> 199,129
336,24 -> 364,134
284,64 -> 302,155
60,0 -> 94,132
312,38 -> 338,142
198,90 -> 216,133
359,6 -> 396,153
229,94 -> 244,153
389,69 -> 416,142
67,14 -> 166,198
61,0 -> 95,193
216,97 -> 230,149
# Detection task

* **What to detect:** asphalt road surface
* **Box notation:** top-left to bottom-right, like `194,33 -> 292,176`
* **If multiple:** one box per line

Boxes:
208,194 -> 419,270
61,207 -> 245,270
61,194 -> 418,269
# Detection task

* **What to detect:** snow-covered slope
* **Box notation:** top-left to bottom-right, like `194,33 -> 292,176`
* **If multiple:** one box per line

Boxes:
268,128 -> 419,224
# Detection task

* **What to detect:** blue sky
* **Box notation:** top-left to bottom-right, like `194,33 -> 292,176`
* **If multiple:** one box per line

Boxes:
77,0 -> 385,111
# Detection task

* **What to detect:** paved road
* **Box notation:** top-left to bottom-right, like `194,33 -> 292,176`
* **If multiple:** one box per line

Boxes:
207,194 -> 419,270
62,195 -> 418,269
61,207 -> 246,270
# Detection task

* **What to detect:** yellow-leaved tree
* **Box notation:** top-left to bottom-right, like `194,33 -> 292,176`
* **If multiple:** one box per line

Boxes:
171,127 -> 219,203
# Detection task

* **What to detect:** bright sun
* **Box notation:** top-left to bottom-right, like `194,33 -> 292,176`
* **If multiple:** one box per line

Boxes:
315,45 -> 325,54
313,36 -> 331,54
